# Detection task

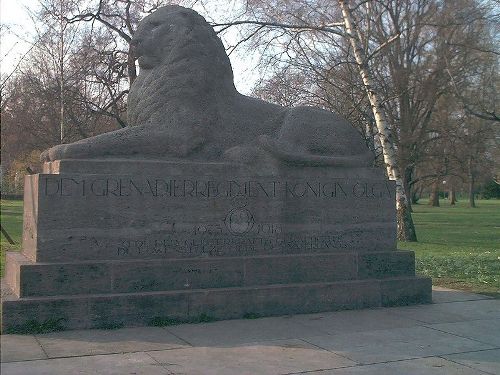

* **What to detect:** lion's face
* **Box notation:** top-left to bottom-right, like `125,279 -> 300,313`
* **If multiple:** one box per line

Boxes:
131,6 -> 222,71
131,16 -> 165,69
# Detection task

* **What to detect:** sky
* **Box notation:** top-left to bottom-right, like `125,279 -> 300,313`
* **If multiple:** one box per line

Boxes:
0,0 -> 37,81
0,0 -> 259,94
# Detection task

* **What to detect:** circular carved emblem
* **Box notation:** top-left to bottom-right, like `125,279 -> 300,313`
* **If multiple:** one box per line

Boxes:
224,208 -> 254,235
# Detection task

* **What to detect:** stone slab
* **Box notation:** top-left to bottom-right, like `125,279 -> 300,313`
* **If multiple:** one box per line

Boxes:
2,276 -> 430,332
43,159 -> 248,176
443,349 -> 500,375
2,294 -> 91,332
288,307 -> 425,335
23,166 -> 396,262
426,319 -> 500,346
303,357 -> 489,375
380,276 -> 432,306
387,299 -> 500,324
6,252 -> 111,297
0,334 -> 47,363
35,327 -> 189,358
147,339 -> 356,375
357,250 -> 415,278
432,286 -> 493,303
3,253 -> 21,297
5,251 -> 417,298
21,174 -> 38,262
1,352 -> 167,375
165,316 -> 329,346
303,326 -> 495,364
43,159 -> 385,179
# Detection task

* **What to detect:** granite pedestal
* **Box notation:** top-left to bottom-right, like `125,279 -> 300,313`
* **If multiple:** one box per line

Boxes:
1,159 -> 431,331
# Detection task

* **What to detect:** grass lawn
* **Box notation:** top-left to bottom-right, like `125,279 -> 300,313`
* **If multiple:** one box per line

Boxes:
1,198 -> 499,296
398,199 -> 500,297
1,199 -> 23,274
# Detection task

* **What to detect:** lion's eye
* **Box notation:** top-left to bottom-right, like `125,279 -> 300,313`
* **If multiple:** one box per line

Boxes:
150,21 -> 161,28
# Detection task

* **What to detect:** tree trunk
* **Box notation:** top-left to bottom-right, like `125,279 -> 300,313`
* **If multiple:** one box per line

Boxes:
468,156 -> 476,208
59,1 -> 65,144
404,166 -> 413,212
339,0 -> 417,241
412,184 -> 423,204
429,180 -> 440,207
468,179 -> 476,207
449,186 -> 456,205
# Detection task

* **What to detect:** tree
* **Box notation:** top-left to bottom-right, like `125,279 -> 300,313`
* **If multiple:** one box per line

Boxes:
338,0 -> 417,240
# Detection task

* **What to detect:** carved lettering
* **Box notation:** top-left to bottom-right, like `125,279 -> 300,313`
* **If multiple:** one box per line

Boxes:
41,177 -> 393,200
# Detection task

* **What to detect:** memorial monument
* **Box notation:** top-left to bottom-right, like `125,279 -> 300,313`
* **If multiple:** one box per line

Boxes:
2,5 -> 431,332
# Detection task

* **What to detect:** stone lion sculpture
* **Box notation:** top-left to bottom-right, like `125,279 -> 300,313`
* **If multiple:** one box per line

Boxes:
41,5 -> 373,167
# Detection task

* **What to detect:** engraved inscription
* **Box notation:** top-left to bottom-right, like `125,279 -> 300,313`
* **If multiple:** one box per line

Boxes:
70,228 -> 390,258
42,177 -> 394,200
224,208 -> 254,235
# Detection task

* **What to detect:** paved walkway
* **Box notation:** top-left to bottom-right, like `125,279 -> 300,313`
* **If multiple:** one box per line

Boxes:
1,287 -> 499,375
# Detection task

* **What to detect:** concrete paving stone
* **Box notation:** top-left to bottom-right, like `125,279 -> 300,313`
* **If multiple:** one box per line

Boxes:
0,334 -> 47,363
432,287 -> 493,304
303,325 -> 494,364
386,299 -> 500,324
34,326 -> 189,358
428,319 -> 500,347
291,357 -> 489,375
0,352 -> 169,375
147,338 -> 356,375
444,349 -> 500,375
165,315 -> 329,346
288,307 -> 424,335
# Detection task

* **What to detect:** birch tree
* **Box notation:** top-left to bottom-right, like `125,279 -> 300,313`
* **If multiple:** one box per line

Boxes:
338,0 -> 416,240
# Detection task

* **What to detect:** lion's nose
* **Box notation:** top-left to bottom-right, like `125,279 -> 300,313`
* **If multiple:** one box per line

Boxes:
130,39 -> 142,57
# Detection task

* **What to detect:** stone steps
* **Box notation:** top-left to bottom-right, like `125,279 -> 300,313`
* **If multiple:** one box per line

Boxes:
5,250 -> 416,298
1,276 -> 431,331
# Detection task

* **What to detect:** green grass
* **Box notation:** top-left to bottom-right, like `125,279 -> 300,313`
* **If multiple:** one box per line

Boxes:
1,198 -> 499,296
399,199 -> 500,297
1,199 -> 23,274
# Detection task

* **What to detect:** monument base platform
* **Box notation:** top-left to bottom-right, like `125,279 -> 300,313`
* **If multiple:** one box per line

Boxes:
2,250 -> 431,332
2,273 -> 431,332
1,161 -> 432,332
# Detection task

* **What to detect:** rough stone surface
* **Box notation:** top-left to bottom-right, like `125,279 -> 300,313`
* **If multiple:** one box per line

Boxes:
40,6 -> 373,168
7,251 -> 419,298
2,277 -> 430,331
20,164 -> 397,262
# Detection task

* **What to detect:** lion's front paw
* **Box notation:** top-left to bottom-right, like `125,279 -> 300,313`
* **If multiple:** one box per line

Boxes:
40,145 -> 66,162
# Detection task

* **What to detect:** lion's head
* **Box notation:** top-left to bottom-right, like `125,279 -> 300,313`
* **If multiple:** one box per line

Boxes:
131,6 -> 234,87
127,6 -> 237,128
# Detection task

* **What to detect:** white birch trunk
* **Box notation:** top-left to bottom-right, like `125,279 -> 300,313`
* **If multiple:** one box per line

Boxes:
339,0 -> 417,241
59,0 -> 65,144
